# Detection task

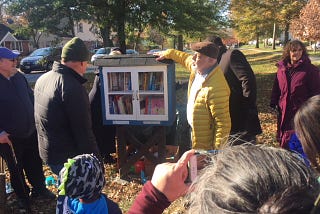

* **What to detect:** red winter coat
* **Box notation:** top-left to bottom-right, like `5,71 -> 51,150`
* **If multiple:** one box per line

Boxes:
270,55 -> 320,147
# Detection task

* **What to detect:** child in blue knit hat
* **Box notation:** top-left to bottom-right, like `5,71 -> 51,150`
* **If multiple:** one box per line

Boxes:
58,154 -> 122,214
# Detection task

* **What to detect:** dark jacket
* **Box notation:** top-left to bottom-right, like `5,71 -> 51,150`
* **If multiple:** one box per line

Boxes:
0,72 -> 35,138
270,55 -> 320,146
34,62 -> 100,165
128,181 -> 170,214
88,73 -> 116,162
219,49 -> 262,136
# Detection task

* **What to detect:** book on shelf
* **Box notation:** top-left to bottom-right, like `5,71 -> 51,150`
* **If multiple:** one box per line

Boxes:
109,96 -> 114,114
109,96 -> 119,114
124,73 -> 131,91
123,95 -> 133,114
142,96 -> 165,115
139,73 -> 144,90
150,97 -> 165,115
117,96 -> 126,114
143,73 -> 148,91
145,96 -> 151,114
109,95 -> 133,115
148,72 -> 154,90
140,97 -> 146,114
111,73 -> 120,91
139,72 -> 164,91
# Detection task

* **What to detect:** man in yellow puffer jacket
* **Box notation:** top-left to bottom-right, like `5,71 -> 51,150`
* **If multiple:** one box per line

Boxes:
155,42 -> 231,150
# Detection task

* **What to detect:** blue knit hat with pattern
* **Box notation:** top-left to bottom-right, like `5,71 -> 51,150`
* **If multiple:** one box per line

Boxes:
58,154 -> 105,200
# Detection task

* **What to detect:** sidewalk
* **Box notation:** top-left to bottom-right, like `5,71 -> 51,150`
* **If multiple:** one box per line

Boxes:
310,55 -> 320,64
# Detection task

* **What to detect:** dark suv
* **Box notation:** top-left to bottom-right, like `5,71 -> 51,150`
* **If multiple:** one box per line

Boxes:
20,47 -> 62,74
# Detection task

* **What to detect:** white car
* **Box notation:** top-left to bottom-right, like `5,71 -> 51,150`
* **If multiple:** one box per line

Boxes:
311,42 -> 320,49
90,47 -> 112,64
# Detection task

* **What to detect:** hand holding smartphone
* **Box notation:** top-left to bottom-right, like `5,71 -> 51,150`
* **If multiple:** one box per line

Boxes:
187,150 -> 219,182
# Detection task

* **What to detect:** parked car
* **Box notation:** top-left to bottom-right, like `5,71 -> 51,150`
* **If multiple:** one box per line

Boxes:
20,47 -> 62,74
90,47 -> 113,63
311,42 -> 320,50
90,48 -> 99,54
146,49 -> 162,55
126,49 -> 139,55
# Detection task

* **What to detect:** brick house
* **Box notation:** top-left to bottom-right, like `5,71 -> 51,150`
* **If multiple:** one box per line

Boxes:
0,23 -> 30,55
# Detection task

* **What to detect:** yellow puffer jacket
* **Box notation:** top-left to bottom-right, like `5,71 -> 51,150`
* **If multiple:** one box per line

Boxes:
164,49 -> 231,150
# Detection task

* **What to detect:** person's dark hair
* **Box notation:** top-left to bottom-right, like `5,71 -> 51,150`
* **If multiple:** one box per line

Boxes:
259,186 -> 319,214
187,144 -> 319,213
294,95 -> 320,171
281,40 -> 308,62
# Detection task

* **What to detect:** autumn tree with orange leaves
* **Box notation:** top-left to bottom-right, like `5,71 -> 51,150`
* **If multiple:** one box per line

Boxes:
290,0 -> 320,44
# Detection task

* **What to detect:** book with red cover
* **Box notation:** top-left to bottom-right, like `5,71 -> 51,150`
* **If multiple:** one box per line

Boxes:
150,97 -> 165,115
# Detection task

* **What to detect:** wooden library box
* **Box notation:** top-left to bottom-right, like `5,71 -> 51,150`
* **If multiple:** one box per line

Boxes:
95,54 -> 176,126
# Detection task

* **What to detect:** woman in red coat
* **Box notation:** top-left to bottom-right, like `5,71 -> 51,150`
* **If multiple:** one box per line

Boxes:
270,40 -> 320,148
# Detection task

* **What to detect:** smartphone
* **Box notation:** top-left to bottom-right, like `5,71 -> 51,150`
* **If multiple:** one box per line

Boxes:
187,150 -> 219,182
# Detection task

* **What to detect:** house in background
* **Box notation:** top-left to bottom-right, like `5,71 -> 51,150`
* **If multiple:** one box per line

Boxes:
0,23 -> 30,55
73,21 -> 102,49
35,20 -> 102,52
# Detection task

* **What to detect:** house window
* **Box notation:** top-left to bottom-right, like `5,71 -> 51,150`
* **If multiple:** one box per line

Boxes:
78,23 -> 83,33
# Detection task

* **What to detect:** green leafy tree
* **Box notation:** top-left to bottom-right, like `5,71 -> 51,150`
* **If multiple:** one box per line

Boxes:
230,0 -> 275,48
8,0 -> 51,48
8,0 -> 85,48
164,0 -> 229,49
230,0 -> 307,47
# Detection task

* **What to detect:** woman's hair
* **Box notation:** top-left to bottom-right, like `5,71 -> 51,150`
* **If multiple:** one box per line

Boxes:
294,95 -> 320,171
259,186 -> 318,214
281,40 -> 308,61
187,144 -> 319,213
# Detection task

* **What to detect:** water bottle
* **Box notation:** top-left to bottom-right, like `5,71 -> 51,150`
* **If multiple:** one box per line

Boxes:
140,170 -> 147,184
6,182 -> 14,194
45,176 -> 56,186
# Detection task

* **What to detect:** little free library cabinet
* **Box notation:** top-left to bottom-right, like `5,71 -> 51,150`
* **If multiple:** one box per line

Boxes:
94,55 -> 176,176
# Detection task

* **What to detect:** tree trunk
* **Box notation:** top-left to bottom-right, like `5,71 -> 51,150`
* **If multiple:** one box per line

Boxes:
177,34 -> 183,51
100,25 -> 112,47
272,22 -> 276,50
284,24 -> 289,45
116,0 -> 126,53
255,33 -> 259,48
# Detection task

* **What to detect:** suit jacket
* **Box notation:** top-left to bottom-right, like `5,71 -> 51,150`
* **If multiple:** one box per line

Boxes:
219,49 -> 262,136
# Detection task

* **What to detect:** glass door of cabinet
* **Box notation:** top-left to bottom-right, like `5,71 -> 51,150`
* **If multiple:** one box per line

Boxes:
102,68 -> 135,122
101,65 -> 169,124
137,68 -> 168,121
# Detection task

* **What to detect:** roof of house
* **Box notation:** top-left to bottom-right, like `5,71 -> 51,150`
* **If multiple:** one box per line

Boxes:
0,23 -> 14,40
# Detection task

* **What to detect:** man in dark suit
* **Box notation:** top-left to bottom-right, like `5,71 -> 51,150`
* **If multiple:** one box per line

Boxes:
207,36 -> 262,144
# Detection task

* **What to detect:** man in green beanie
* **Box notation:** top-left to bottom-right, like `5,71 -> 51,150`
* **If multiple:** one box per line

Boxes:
34,37 -> 101,174
34,37 -> 102,212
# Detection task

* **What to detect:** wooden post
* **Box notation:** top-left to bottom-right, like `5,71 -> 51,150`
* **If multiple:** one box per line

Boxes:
0,157 -> 6,214
116,126 -> 167,178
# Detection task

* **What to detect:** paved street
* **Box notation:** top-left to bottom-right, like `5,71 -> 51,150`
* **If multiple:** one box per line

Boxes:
23,54 -> 320,84
23,64 -> 97,84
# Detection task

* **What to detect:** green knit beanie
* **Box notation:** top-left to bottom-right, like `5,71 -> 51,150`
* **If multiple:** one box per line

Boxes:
61,37 -> 89,62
